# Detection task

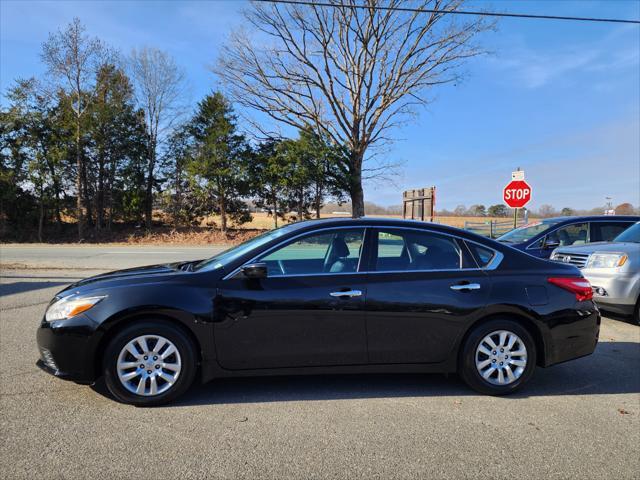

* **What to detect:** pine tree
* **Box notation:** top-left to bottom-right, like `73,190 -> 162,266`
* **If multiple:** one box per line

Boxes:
185,92 -> 251,233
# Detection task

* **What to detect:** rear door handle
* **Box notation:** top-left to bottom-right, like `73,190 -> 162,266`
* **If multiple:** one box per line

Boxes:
450,283 -> 481,291
330,290 -> 363,298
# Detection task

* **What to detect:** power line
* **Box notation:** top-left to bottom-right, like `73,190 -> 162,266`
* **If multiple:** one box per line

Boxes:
254,0 -> 640,25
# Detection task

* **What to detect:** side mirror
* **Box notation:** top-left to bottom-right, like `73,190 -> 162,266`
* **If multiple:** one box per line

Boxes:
241,262 -> 268,279
544,239 -> 560,249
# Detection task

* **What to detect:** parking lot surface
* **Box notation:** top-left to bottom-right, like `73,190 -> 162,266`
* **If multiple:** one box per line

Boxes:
1,246 -> 639,479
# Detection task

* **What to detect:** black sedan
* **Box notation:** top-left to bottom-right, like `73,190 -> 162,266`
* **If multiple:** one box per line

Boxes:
37,218 -> 600,406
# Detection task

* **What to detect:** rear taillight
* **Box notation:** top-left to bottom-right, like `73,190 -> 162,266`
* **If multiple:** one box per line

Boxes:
548,277 -> 593,301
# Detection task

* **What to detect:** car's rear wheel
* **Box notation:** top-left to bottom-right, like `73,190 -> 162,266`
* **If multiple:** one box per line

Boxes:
103,321 -> 197,406
459,319 -> 537,395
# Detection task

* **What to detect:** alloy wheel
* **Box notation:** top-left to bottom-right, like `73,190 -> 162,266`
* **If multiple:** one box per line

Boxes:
475,330 -> 528,386
116,334 -> 182,396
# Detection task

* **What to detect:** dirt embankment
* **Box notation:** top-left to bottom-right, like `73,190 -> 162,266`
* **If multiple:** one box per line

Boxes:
1,225 -> 266,245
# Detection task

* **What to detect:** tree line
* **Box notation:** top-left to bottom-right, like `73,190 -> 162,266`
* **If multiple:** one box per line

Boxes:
3,1 -> 497,241
0,19 -> 350,241
439,203 -> 639,218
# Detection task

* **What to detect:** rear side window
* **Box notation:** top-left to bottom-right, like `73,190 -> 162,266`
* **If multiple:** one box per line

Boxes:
377,232 -> 405,259
375,229 -> 462,271
466,243 -> 496,268
590,222 -> 633,242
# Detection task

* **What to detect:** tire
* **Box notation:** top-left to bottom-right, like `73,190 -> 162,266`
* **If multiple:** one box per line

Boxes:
459,319 -> 537,396
633,299 -> 640,326
103,320 -> 197,406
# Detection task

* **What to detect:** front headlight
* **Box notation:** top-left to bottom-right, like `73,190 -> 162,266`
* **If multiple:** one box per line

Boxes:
45,295 -> 106,322
586,252 -> 628,269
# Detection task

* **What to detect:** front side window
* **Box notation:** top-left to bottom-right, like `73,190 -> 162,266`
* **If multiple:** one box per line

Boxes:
546,223 -> 588,246
194,223 -> 296,271
259,228 -> 365,276
375,229 -> 462,271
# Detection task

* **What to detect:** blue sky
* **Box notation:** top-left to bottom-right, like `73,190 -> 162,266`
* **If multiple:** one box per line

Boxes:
1,0 -> 639,211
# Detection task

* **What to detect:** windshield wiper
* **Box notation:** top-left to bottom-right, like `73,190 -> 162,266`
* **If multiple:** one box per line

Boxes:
176,261 -> 198,272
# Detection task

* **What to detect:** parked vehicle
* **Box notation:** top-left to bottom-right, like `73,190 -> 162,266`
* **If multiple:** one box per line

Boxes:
551,222 -> 640,324
37,218 -> 600,406
496,216 -> 638,259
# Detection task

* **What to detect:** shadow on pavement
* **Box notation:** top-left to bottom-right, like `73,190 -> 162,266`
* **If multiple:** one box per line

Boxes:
91,340 -> 640,407
599,310 -> 638,326
0,280 -> 71,296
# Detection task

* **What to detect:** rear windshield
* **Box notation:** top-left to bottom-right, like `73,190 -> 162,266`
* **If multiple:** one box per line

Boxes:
497,220 -> 561,243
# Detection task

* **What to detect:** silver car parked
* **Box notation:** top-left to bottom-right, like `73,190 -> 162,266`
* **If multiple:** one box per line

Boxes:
551,222 -> 640,324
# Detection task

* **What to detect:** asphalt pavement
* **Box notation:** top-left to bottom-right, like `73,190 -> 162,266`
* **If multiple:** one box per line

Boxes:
1,245 -> 639,479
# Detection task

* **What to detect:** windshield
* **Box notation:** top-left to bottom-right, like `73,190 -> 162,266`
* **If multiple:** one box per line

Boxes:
193,224 -> 296,271
613,222 -> 640,243
497,220 -> 562,243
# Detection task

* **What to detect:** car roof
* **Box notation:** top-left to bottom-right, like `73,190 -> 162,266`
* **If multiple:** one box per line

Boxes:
285,216 -> 490,241
288,216 -> 446,228
540,215 -> 640,223
293,215 -> 640,229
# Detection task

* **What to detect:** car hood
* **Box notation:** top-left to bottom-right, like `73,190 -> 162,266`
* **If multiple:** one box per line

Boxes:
57,261 -> 199,296
554,242 -> 640,255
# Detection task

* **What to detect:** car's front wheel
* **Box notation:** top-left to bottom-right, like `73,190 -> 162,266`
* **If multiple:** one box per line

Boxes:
103,320 -> 197,406
459,319 -> 537,395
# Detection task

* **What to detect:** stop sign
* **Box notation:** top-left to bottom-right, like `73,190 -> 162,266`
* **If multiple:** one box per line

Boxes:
503,180 -> 532,208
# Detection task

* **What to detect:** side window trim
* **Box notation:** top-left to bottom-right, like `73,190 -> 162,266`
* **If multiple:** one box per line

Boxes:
223,225 -> 504,280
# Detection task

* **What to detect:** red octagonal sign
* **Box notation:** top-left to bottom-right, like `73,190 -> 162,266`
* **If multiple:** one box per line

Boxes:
503,180 -> 532,208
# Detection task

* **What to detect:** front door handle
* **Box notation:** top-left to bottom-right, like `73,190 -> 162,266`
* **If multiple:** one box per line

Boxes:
450,283 -> 481,291
329,290 -> 363,298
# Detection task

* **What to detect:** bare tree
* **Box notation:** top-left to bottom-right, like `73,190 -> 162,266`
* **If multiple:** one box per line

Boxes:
538,204 -> 556,218
41,17 -> 107,239
129,47 -> 185,229
215,0 -> 490,217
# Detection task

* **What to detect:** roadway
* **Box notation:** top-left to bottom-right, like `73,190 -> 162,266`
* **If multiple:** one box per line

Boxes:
0,244 -> 226,270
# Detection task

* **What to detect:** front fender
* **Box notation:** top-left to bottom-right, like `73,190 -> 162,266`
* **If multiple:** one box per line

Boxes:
85,282 -> 217,380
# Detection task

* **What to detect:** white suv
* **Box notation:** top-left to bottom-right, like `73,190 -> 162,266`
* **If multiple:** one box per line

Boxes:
551,222 -> 640,324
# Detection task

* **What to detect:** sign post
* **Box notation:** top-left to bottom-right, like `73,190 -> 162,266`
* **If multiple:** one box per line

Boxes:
503,170 -> 532,228
403,187 -> 436,222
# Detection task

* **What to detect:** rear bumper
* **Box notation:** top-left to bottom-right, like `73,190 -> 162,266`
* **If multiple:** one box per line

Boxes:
36,313 -> 101,384
544,307 -> 601,367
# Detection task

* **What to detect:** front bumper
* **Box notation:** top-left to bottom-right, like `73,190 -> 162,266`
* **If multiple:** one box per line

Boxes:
582,268 -> 639,315
36,313 -> 102,384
